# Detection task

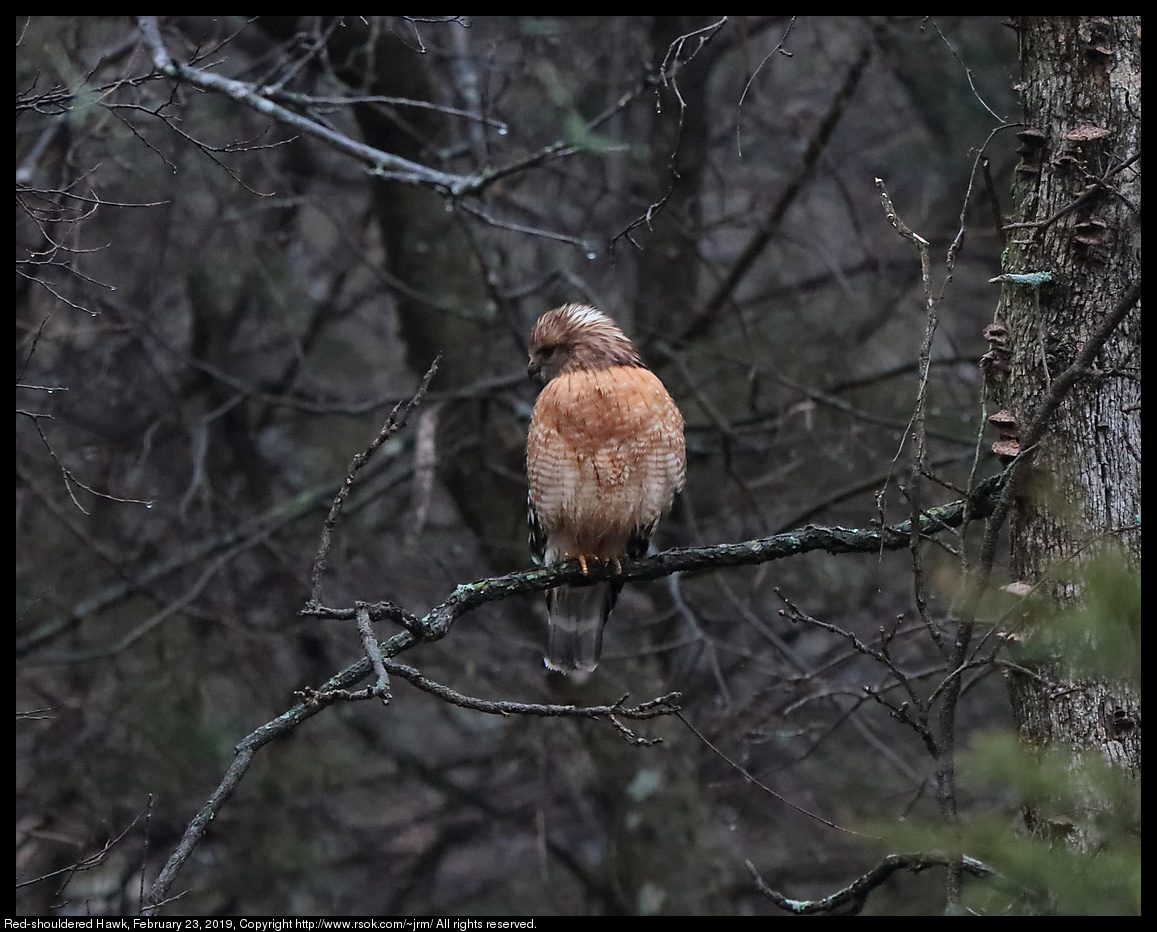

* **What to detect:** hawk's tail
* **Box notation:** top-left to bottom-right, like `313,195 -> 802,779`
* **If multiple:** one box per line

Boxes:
545,581 -> 621,675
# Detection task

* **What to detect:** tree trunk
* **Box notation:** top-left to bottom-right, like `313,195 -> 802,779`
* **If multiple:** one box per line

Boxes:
997,15 -> 1141,840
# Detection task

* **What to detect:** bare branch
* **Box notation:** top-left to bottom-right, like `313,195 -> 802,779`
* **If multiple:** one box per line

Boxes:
303,471 -> 1007,647
306,355 -> 441,604
746,851 -> 993,915
137,17 -> 480,193
678,711 -> 867,837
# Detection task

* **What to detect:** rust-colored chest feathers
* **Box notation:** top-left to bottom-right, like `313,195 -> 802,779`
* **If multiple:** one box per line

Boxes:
528,365 -> 685,560
525,303 -> 686,674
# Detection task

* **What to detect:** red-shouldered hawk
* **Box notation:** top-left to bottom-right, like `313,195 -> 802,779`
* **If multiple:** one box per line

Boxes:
526,304 -> 686,675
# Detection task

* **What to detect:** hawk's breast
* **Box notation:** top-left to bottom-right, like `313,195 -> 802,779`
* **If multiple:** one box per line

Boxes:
528,365 -> 685,560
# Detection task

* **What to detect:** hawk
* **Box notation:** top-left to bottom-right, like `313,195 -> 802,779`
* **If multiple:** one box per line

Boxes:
526,304 -> 686,674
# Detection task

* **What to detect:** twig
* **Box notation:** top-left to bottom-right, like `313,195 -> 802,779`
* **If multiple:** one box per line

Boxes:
21,414 -> 155,514
874,178 -> 942,652
678,711 -> 867,836
929,19 -> 1007,123
877,173 -> 971,904
361,660 -> 681,730
298,675 -> 681,742
1002,150 -> 1142,232
947,124 -> 1020,273
306,355 -> 440,604
776,588 -> 936,754
16,802 -> 151,891
356,604 -> 391,705
735,18 -> 796,157
673,41 -> 873,348
613,17 -> 729,247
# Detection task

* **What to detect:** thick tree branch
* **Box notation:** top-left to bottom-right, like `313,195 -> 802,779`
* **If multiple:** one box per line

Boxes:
303,470 -> 1006,648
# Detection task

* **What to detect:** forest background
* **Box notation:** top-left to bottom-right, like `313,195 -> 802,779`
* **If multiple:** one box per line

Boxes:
16,15 -> 1140,916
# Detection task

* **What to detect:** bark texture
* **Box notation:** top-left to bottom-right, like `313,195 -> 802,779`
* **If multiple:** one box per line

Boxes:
996,16 -> 1141,828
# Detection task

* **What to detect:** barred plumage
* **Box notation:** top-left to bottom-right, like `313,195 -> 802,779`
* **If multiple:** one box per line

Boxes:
526,304 -> 685,674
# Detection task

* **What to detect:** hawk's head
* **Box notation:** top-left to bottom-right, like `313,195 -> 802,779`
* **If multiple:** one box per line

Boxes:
527,304 -> 643,383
